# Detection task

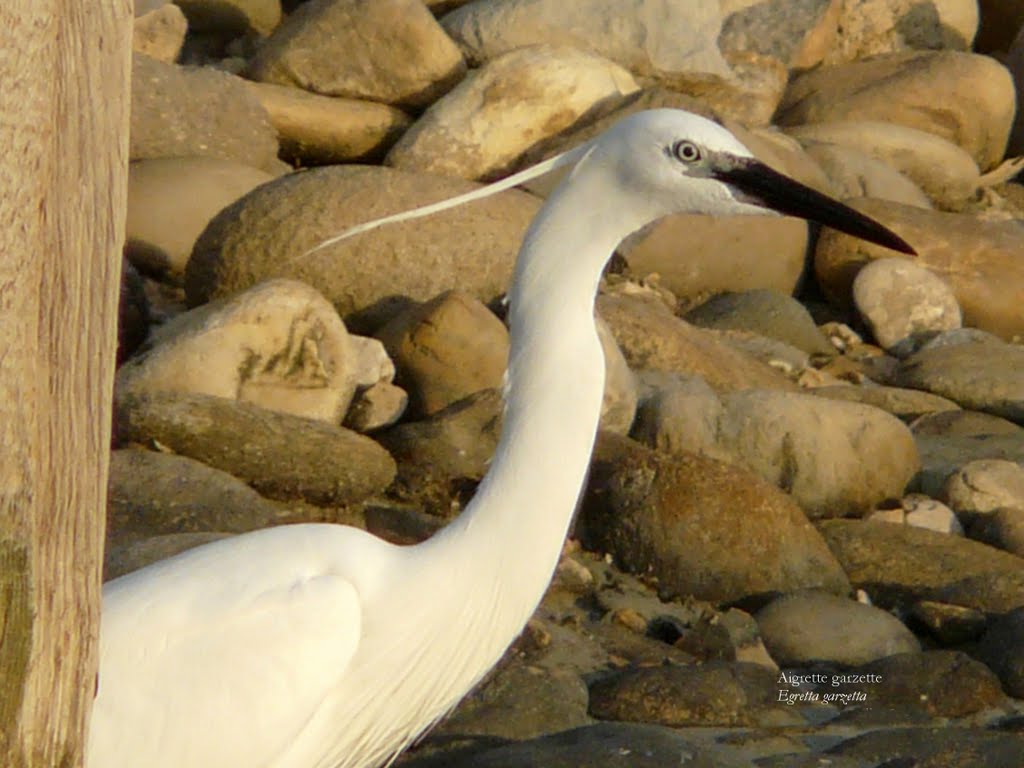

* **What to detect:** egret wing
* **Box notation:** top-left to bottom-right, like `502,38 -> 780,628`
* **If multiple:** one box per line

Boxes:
90,532 -> 365,768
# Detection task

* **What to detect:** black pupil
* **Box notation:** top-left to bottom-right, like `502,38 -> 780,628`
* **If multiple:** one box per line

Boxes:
676,142 -> 697,161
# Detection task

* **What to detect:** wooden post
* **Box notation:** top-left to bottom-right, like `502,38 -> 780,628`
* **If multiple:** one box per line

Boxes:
0,3 -> 131,766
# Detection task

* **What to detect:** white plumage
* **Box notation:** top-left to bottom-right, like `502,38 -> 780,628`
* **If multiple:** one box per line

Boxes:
89,110 -> 912,768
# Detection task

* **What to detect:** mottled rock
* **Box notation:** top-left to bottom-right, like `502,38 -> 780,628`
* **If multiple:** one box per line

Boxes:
908,600 -> 988,644
943,459 -> 1024,519
130,54 -> 281,173
756,591 -> 919,666
581,434 -> 851,605
815,199 -> 1024,341
186,165 -> 541,332
115,391 -> 396,505
719,0 -> 841,69
378,389 -> 501,514
441,0 -> 732,81
400,722 -> 742,768
892,340 -> 1024,423
829,0 -> 979,62
247,0 -> 465,108
788,121 -> 981,207
841,651 -> 1006,717
912,409 -> 1024,437
133,3 -> 187,62
106,532 -> 233,581
107,448 -> 284,547
126,157 -> 274,283
387,45 -> 638,181
343,382 -> 408,433
973,607 -> 1024,697
685,290 -> 833,356
810,384 -> 958,422
376,290 -> 509,417
828,726 -> 1024,767
245,81 -> 411,164
818,518 -> 1024,611
117,279 -> 358,423
588,661 -> 784,727
778,50 -> 1015,170
597,294 -> 796,394
852,257 -> 962,355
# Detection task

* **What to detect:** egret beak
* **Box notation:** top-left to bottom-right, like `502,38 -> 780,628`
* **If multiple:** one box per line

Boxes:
715,157 -> 916,255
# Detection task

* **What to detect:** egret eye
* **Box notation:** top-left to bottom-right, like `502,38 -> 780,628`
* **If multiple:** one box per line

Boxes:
671,140 -> 701,164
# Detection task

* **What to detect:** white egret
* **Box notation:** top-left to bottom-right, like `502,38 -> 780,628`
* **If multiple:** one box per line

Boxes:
89,109 -> 913,768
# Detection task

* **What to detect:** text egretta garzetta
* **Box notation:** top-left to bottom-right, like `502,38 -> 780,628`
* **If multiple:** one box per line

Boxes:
88,109 -> 913,768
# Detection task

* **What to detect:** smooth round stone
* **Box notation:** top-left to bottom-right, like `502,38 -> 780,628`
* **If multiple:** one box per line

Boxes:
386,45 -> 638,181
901,494 -> 964,535
777,50 -> 1015,170
685,289 -> 834,356
818,519 -> 1024,611
788,120 -> 980,207
115,390 -> 396,506
246,0 -> 465,108
802,142 -> 932,208
375,290 -> 509,417
969,508 -> 1024,557
852,257 -> 962,356
588,661 -> 784,727
908,600 -> 987,645
117,279 -> 359,424
126,157 -> 275,284
944,459 -> 1024,518
131,54 -> 282,174
815,199 -> 1024,341
891,340 -> 1024,423
440,0 -> 733,81
185,165 -> 542,333
809,384 -> 958,422
756,590 -> 920,666
581,434 -> 851,605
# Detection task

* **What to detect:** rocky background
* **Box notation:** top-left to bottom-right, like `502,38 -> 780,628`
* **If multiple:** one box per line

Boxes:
119,0 -> 1024,765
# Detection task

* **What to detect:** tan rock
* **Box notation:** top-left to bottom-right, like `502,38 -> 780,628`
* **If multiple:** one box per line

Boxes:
245,81 -> 411,164
133,3 -> 187,62
596,316 -> 638,435
386,45 -> 638,181
126,156 -> 275,283
247,0 -> 466,108
778,51 -> 1015,170
440,0 -> 733,80
719,0 -> 842,70
131,53 -> 282,173
376,290 -> 509,417
787,121 -> 980,207
815,199 -> 1024,341
828,0 -> 979,63
117,279 -> 359,423
596,294 -> 797,393
185,165 -> 542,332
802,143 -> 932,208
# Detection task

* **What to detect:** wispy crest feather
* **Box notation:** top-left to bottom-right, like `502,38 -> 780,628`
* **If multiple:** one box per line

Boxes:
300,143 -> 594,259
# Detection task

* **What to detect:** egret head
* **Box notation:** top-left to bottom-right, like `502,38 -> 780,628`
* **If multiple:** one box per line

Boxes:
595,109 -> 915,254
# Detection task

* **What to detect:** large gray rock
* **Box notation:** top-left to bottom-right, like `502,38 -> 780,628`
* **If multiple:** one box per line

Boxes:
635,385 -> 920,518
441,0 -> 733,81
581,434 -> 851,605
247,0 -> 466,108
756,590 -> 920,666
777,50 -> 1015,170
115,391 -> 396,505
130,54 -> 281,173
719,0 -> 841,70
185,165 -> 542,332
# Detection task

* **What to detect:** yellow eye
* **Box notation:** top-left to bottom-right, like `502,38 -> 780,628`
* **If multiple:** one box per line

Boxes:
672,140 -> 701,163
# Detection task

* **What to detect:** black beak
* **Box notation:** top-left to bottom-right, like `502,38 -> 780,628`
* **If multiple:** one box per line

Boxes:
715,157 -> 916,255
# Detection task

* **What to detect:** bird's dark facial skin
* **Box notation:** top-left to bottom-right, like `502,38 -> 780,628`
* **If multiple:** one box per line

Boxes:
712,154 -> 917,255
